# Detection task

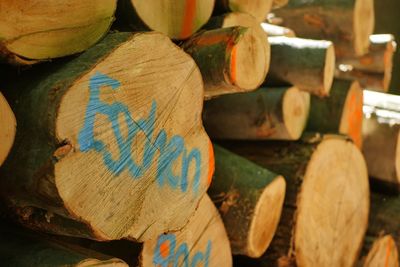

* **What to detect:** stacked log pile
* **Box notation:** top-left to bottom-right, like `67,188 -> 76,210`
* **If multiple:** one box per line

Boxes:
0,1 -> 399,267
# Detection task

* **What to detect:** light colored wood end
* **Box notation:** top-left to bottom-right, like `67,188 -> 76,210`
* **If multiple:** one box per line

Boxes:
354,0 -> 375,55
0,92 -> 16,166
261,23 -> 296,37
247,176 -> 286,258
271,0 -> 289,9
395,132 -> 400,186
295,137 -> 369,267
228,0 -> 273,22
363,235 -> 399,267
77,258 -> 129,267
323,43 -> 336,96
283,87 -> 310,140
339,81 -> 363,148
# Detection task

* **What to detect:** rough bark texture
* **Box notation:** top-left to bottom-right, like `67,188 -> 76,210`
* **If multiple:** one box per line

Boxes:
203,87 -> 310,140
265,36 -> 335,96
273,0 -> 375,57
0,32 -> 212,242
209,144 -> 285,258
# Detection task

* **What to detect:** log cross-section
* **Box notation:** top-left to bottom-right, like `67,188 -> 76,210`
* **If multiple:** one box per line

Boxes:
0,92 -> 16,166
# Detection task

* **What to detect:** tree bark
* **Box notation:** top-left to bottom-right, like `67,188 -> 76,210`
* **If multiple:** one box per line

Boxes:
363,90 -> 400,192
265,36 -> 335,96
0,0 -> 116,64
141,195 -> 232,267
214,0 -> 273,22
220,135 -> 369,267
336,34 -> 397,92
0,32 -> 213,242
203,87 -> 310,140
273,0 -> 375,57
0,221 -> 128,267
0,92 -> 16,166
306,79 -> 363,148
118,0 -> 215,39
358,235 -> 399,267
183,26 -> 269,99
209,144 -> 285,258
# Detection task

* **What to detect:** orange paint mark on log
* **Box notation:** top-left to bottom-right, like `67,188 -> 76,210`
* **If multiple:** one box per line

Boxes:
160,241 -> 170,259
347,91 -> 363,148
181,0 -> 196,38
230,45 -> 238,85
207,140 -> 215,186
384,238 -> 393,267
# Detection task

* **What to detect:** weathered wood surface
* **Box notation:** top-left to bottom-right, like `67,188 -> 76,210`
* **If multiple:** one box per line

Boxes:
265,36 -> 335,96
306,80 -> 363,148
222,135 -> 369,267
203,87 -> 310,140
209,145 -> 285,258
336,34 -> 397,92
363,90 -> 400,192
118,0 -> 215,39
0,0 -> 116,63
0,92 -> 16,166
141,195 -> 232,267
0,32 -> 213,242
183,26 -> 269,99
273,0 -> 375,57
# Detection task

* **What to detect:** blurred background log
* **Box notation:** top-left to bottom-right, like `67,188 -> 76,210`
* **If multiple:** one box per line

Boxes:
214,0 -> 273,22
0,92 -> 16,166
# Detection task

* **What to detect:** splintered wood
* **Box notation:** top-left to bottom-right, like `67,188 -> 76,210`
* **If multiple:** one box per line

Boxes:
0,32 -> 213,242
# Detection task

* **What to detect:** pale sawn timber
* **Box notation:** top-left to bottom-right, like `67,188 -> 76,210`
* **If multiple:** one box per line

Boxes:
209,144 -> 285,258
363,90 -> 400,191
336,34 -> 397,92
222,135 -> 369,267
265,36 -> 335,96
141,195 -> 232,267
359,235 -> 399,267
260,23 -> 295,37
273,0 -> 375,57
0,32 -> 213,242
0,0 -> 116,63
214,0 -> 273,22
0,92 -> 16,166
183,26 -> 269,99
203,87 -> 310,140
118,0 -> 215,39
306,80 -> 364,148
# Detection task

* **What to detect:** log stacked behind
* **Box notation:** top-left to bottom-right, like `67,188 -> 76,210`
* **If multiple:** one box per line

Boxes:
0,92 -> 16,166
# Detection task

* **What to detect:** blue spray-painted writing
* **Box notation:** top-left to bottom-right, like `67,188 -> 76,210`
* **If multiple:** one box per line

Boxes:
78,72 -> 202,193
153,233 -> 212,267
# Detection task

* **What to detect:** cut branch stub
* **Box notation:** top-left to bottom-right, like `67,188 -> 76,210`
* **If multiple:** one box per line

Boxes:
265,36 -> 335,96
0,92 -> 16,166
306,80 -> 364,148
273,0 -> 375,57
209,144 -> 285,258
0,32 -> 213,242
118,0 -> 215,39
363,90 -> 400,191
221,135 -> 369,267
336,34 -> 397,92
361,235 -> 399,267
0,0 -> 116,63
203,87 -> 310,140
183,26 -> 269,99
141,195 -> 232,267
214,0 -> 273,22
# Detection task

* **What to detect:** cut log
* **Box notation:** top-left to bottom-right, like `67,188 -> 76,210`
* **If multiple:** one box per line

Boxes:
306,80 -> 364,148
183,26 -> 269,99
209,144 -> 285,258
359,235 -> 399,267
118,0 -> 215,39
363,90 -> 400,192
203,87 -> 310,140
336,34 -> 397,92
0,222 -> 128,267
261,23 -> 296,37
271,0 -> 288,10
141,195 -> 232,267
214,0 -> 273,22
221,135 -> 369,267
0,92 -> 16,166
0,0 -> 116,63
273,0 -> 375,57
0,32 -> 213,242
265,36 -> 335,96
